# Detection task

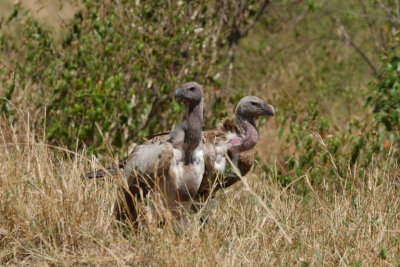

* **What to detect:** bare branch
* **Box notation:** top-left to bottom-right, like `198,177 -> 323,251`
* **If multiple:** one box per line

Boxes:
211,0 -> 228,64
139,97 -> 165,132
241,0 -> 271,37
377,0 -> 400,25
333,16 -> 377,75
358,0 -> 381,55
225,0 -> 271,91
226,42 -> 237,91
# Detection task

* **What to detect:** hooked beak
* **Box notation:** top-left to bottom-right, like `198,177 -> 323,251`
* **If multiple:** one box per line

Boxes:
263,103 -> 275,116
174,87 -> 185,100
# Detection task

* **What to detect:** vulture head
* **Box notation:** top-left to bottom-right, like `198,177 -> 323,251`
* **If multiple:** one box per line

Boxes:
228,96 -> 275,154
174,82 -> 204,106
235,96 -> 275,119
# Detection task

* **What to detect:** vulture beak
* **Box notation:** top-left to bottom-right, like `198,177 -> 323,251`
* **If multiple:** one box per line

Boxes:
263,103 -> 275,116
175,87 -> 186,100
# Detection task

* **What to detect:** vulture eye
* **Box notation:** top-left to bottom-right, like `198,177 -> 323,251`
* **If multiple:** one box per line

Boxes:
251,101 -> 258,106
189,87 -> 196,91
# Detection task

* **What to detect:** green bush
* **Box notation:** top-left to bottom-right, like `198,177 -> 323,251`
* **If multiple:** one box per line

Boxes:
0,1 -> 268,155
263,88 -> 388,196
366,33 -> 400,151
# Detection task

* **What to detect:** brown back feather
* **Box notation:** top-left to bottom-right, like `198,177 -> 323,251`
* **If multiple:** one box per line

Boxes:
203,118 -> 239,145
144,132 -> 170,140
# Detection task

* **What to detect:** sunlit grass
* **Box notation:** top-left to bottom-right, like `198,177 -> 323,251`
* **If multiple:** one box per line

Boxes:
1,117 -> 399,265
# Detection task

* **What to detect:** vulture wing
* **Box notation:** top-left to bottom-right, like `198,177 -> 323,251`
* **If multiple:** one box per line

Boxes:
195,118 -> 254,201
115,142 -> 175,221
123,142 -> 175,187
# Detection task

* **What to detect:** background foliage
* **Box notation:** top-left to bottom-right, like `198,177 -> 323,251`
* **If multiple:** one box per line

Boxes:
1,0 -> 400,190
232,0 -> 400,195
0,0 -> 268,155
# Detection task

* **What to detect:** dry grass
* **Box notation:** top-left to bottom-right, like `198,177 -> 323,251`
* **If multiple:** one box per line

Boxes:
1,115 -> 400,266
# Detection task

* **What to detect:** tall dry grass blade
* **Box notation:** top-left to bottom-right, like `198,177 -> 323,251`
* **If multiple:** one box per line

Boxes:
225,155 -> 292,244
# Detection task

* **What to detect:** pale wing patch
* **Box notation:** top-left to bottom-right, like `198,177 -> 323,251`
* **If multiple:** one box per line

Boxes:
225,131 -> 237,141
214,153 -> 226,172
192,145 -> 205,189
172,148 -> 184,188
173,148 -> 183,162
213,131 -> 237,171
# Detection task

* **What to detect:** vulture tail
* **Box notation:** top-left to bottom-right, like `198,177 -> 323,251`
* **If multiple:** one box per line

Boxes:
86,160 -> 126,179
86,166 -> 119,178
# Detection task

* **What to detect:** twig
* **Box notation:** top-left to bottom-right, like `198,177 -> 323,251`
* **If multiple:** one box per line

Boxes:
211,0 -> 228,65
333,16 -> 378,75
115,0 -> 124,19
226,42 -> 236,91
377,0 -> 400,25
241,0 -> 270,37
139,97 -> 166,132
358,0 -> 381,55
225,0 -> 271,91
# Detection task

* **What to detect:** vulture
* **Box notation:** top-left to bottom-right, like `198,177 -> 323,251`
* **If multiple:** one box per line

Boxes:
197,96 -> 275,202
87,91 -> 275,225
88,82 -> 207,226
142,96 -> 275,214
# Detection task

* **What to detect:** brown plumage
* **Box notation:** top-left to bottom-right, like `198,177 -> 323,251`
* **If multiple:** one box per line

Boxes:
88,82 -> 206,227
121,82 -> 205,225
192,96 -> 275,215
140,94 -> 275,207
86,94 -> 275,226
194,118 -> 254,201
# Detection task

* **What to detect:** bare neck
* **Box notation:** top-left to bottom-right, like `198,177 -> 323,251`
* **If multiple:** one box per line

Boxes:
183,99 -> 203,163
230,112 -> 258,153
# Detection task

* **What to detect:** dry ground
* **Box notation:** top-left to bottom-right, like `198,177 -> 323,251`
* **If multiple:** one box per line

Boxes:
1,117 -> 400,266
0,0 -> 75,26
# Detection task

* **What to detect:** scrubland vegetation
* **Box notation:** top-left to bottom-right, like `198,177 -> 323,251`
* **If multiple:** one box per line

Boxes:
1,0 -> 400,265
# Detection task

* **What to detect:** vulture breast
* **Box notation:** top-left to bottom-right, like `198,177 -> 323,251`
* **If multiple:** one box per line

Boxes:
171,143 -> 204,201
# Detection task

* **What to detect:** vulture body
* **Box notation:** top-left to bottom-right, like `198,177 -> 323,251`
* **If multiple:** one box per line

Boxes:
141,96 -> 275,212
86,92 -> 275,225
88,82 -> 207,225
195,96 -> 275,206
